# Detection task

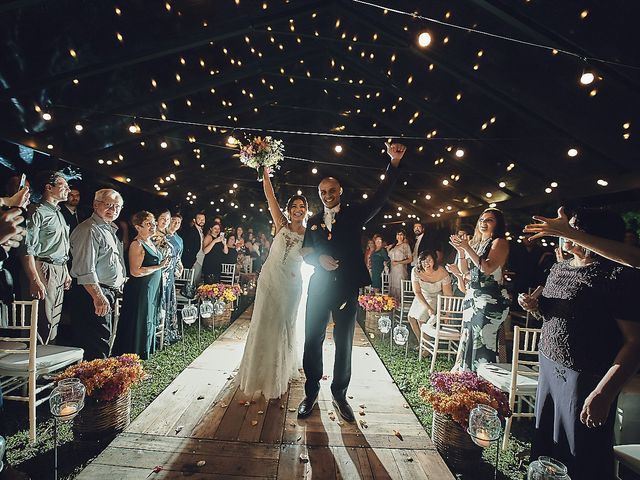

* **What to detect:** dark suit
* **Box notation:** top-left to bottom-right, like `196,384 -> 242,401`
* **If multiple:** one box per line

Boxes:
59,205 -> 88,232
302,163 -> 399,400
181,225 -> 202,269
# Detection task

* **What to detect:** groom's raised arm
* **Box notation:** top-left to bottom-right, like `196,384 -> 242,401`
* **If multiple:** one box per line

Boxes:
360,143 -> 405,224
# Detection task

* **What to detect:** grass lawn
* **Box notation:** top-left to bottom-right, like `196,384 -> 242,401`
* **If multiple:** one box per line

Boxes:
371,336 -> 533,480
0,322 -> 229,480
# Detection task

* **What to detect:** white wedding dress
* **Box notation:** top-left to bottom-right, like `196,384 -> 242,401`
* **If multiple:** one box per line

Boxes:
237,227 -> 304,399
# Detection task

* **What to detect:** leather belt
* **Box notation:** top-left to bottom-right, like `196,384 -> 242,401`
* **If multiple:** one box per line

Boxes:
99,283 -> 124,295
36,257 -> 67,266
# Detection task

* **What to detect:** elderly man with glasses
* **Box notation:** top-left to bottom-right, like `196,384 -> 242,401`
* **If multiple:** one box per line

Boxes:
70,188 -> 126,360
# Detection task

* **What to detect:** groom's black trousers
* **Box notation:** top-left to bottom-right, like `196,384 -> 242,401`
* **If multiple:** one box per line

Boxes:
303,276 -> 358,401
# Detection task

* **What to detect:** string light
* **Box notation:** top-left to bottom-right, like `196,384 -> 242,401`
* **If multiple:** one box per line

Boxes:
417,32 -> 432,47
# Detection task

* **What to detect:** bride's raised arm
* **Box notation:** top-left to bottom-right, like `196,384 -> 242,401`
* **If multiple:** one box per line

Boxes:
262,167 -> 287,234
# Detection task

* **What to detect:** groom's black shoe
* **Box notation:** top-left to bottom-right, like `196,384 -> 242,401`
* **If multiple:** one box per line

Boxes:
332,397 -> 355,423
297,396 -> 318,418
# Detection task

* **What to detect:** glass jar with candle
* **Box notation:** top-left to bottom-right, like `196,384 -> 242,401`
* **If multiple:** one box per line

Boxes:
393,323 -> 409,346
467,404 -> 502,448
49,379 -> 86,421
378,315 -> 392,334
527,456 -> 571,480
181,303 -> 198,325
200,299 -> 214,319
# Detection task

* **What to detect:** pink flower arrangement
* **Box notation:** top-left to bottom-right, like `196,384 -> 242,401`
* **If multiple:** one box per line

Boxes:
419,371 -> 511,429
357,294 -> 397,312
197,283 -> 242,302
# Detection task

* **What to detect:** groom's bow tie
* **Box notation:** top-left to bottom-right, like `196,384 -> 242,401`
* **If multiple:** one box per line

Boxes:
324,205 -> 341,215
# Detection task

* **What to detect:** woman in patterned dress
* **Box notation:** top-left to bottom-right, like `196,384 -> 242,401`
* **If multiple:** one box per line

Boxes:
153,209 -> 180,345
450,208 -> 510,372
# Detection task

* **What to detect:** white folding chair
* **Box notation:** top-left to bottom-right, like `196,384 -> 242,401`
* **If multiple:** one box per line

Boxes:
380,271 -> 389,295
220,263 -> 236,285
0,300 -> 84,443
175,268 -> 195,308
477,326 -> 541,449
397,279 -> 414,324
419,295 -> 464,372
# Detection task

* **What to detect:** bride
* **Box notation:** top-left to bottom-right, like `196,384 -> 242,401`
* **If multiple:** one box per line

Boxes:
237,167 -> 307,399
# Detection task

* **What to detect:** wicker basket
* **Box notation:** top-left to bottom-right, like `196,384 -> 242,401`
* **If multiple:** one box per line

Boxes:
73,390 -> 131,439
201,302 -> 233,328
431,411 -> 482,472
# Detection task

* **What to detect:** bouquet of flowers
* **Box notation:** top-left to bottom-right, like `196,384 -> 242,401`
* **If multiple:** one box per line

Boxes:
238,136 -> 285,180
357,294 -> 397,312
419,371 -> 511,429
197,283 -> 243,303
55,354 -> 145,402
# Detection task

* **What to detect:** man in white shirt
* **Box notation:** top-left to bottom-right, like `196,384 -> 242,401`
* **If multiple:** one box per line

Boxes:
410,222 -> 441,274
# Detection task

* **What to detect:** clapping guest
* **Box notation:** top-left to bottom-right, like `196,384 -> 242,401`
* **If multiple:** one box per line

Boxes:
407,251 -> 453,340
369,234 -> 389,292
519,208 -> 640,479
166,213 -> 184,278
202,223 -> 226,283
387,230 -> 412,299
236,226 -> 244,242
450,208 -> 510,372
113,212 -> 169,359
153,209 -> 180,344
70,189 -> 127,360
19,171 -> 72,344
221,233 -> 238,274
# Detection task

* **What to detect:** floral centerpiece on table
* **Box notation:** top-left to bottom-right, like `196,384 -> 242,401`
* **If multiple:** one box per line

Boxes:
238,135 -> 285,180
55,354 -> 145,402
357,294 -> 397,312
419,371 -> 511,429
197,283 -> 242,303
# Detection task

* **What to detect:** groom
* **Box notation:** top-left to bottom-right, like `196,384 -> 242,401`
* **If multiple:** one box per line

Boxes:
298,142 -> 406,421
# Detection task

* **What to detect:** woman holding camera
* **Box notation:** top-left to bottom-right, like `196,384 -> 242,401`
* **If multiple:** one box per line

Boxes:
450,208 -> 510,372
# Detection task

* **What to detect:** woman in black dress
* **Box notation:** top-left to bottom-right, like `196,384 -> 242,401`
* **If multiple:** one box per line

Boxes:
519,208 -> 640,479
202,223 -> 226,283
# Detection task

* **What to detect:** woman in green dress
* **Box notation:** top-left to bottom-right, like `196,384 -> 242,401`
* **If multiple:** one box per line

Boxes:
113,211 -> 169,359
369,234 -> 389,292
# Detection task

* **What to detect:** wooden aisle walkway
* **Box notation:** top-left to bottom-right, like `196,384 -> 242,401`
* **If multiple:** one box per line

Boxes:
77,307 -> 454,479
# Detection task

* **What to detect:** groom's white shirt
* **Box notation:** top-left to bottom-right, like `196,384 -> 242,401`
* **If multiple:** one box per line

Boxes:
324,204 -> 340,232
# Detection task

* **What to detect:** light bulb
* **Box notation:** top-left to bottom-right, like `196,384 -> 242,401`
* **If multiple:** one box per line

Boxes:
580,72 -> 595,85
417,32 -> 432,47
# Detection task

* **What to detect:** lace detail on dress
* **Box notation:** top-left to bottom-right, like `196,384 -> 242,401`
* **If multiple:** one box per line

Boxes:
280,228 -> 303,265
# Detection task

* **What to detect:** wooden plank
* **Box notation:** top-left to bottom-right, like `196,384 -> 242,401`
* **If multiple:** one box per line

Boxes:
191,379 -> 240,439
306,445 -> 337,479
77,463 -> 273,479
108,433 -> 279,460
355,447 -> 375,480
366,448 -> 401,480
87,445 -> 279,477
413,449 -> 456,480
259,390 -> 289,444
276,443 -> 309,480
332,446 -> 363,479
213,383 -> 253,441
237,389 -> 269,443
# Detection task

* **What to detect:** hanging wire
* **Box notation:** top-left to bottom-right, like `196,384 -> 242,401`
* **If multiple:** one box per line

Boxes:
351,0 -> 640,70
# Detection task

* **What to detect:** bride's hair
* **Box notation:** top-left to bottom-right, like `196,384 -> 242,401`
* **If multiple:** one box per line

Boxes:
284,194 -> 308,220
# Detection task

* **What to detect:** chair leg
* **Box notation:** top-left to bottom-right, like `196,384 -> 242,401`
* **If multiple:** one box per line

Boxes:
418,332 -> 424,361
430,336 -> 438,373
29,372 -> 37,443
502,416 -> 512,450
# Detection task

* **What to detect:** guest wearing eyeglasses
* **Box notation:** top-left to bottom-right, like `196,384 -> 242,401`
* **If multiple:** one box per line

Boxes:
69,189 -> 127,360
